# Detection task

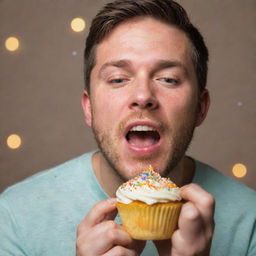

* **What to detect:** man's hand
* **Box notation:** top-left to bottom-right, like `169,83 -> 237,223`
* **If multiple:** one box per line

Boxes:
154,183 -> 215,256
76,198 -> 146,256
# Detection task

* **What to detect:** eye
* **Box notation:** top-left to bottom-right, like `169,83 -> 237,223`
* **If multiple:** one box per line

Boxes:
158,77 -> 179,85
109,78 -> 127,84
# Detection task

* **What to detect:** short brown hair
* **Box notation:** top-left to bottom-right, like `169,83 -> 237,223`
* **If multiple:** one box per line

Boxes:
84,0 -> 208,92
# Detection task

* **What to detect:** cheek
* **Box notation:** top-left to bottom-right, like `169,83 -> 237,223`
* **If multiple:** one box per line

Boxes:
91,89 -> 125,126
161,88 -> 198,120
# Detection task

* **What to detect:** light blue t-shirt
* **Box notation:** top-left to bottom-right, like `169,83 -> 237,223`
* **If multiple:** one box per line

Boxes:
0,152 -> 255,255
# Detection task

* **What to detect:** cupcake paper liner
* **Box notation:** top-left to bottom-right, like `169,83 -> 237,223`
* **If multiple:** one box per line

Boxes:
116,201 -> 183,240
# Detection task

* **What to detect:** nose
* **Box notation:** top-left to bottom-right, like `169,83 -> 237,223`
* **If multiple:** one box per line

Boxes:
129,78 -> 158,110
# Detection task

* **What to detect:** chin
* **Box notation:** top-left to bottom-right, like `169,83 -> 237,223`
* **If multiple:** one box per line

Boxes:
119,156 -> 170,179
118,164 -> 146,180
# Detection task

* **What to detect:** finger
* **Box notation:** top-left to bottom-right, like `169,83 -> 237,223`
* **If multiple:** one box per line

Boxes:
81,198 -> 117,229
172,204 -> 207,256
172,228 -> 211,256
93,220 -> 133,248
178,201 -> 203,240
181,183 -> 215,221
78,221 -> 133,255
171,229 -> 197,256
103,246 -> 137,256
171,185 -> 215,255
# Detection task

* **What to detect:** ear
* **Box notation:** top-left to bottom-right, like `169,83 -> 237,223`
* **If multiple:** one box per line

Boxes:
195,89 -> 210,127
81,90 -> 92,127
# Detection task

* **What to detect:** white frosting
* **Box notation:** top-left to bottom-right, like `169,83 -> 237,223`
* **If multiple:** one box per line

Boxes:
116,166 -> 182,205
116,186 -> 181,205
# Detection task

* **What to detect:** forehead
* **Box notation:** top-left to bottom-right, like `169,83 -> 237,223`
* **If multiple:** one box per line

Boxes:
93,17 -> 194,71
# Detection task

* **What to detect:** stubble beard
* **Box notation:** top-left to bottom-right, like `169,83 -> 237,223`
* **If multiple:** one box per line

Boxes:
91,110 -> 197,180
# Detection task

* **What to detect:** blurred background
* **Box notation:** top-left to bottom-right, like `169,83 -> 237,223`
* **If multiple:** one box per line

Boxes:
1,0 -> 255,192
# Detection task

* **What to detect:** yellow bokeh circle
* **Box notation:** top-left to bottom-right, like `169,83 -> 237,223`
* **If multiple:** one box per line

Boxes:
5,37 -> 20,51
232,163 -> 247,178
71,17 -> 86,32
7,134 -> 22,149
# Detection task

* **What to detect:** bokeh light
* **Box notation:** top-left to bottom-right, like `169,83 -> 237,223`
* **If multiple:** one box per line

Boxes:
71,17 -> 86,32
7,134 -> 22,149
5,37 -> 20,51
232,163 -> 247,178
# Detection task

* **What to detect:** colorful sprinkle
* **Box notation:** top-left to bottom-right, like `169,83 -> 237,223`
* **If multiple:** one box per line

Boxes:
120,165 -> 179,192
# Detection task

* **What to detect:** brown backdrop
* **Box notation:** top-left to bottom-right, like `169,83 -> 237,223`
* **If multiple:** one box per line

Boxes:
1,0 -> 255,192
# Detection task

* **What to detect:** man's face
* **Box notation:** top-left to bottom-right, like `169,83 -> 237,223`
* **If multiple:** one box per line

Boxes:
83,17 -> 208,179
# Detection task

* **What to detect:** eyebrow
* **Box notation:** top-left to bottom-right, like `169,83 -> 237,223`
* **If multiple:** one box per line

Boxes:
98,59 -> 188,76
151,60 -> 189,77
98,59 -> 132,75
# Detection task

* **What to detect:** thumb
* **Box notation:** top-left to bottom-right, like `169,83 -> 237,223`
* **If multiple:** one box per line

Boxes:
103,198 -> 118,221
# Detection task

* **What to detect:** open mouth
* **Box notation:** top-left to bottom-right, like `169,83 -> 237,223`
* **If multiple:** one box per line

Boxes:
125,125 -> 161,148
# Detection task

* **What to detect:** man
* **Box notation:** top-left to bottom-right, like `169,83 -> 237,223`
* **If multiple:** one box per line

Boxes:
0,0 -> 255,255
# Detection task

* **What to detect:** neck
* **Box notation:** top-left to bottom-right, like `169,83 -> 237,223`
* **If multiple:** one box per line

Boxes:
166,156 -> 195,187
92,152 -> 124,197
92,151 -> 195,197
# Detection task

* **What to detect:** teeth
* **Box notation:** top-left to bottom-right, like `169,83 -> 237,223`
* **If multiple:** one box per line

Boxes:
130,125 -> 155,132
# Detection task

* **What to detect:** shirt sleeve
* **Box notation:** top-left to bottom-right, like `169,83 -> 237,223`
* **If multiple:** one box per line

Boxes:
0,196 -> 28,256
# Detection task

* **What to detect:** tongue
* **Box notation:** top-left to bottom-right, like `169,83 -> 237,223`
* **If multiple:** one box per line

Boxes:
127,131 -> 159,148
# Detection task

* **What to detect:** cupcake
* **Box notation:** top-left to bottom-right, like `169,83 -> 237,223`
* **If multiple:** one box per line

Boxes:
116,165 -> 183,240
